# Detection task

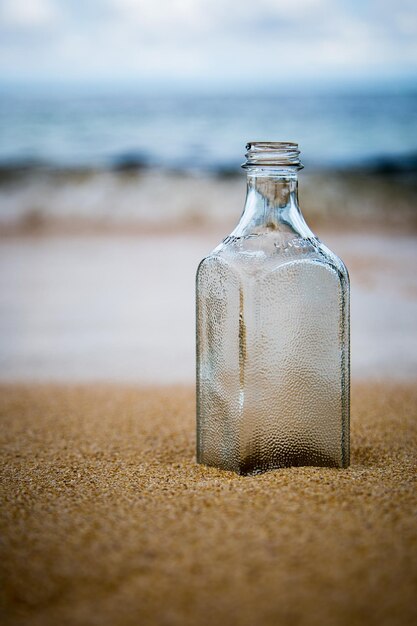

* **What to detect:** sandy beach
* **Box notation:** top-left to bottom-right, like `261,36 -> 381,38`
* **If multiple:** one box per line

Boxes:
1,381 -> 416,626
0,228 -> 416,382
1,170 -> 416,625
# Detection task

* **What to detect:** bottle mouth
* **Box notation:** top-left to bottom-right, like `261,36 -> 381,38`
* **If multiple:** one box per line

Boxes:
242,141 -> 303,171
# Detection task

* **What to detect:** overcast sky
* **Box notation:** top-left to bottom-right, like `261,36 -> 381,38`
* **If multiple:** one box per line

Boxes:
1,0 -> 417,88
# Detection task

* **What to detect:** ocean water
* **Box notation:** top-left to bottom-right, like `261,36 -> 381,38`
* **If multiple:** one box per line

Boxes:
1,87 -> 417,173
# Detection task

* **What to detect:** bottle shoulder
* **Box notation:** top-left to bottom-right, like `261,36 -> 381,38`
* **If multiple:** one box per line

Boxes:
198,232 -> 349,284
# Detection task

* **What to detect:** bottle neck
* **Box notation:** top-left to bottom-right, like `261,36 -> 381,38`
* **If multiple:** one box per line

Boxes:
233,172 -> 313,239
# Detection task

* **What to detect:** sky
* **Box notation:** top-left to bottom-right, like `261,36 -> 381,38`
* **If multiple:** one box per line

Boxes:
0,0 -> 417,89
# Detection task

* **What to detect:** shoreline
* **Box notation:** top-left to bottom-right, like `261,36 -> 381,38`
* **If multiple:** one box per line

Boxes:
0,169 -> 416,237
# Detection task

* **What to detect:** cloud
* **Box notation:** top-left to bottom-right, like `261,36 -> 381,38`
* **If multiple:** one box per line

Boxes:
0,0 -> 59,28
0,0 -> 416,85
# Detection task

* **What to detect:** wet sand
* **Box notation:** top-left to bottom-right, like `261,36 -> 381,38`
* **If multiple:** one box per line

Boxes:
1,231 -> 416,383
1,381 -> 416,626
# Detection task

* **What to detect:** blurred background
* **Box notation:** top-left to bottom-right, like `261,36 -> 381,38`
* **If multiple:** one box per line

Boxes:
0,0 -> 416,383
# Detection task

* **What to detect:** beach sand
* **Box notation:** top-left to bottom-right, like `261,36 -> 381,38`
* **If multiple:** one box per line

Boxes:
1,381 -> 416,626
1,168 -> 417,625
1,230 -> 417,383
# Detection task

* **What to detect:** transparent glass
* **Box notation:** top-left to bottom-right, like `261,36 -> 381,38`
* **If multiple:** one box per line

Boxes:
196,142 -> 350,474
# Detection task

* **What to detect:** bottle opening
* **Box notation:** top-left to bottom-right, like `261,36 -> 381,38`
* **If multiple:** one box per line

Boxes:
242,141 -> 303,171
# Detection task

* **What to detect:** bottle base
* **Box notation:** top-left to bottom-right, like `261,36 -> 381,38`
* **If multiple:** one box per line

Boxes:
197,450 -> 349,475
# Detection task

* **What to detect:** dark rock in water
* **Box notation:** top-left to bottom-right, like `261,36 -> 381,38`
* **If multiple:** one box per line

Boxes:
214,165 -> 240,179
0,159 -> 47,184
367,152 -> 417,176
111,152 -> 149,172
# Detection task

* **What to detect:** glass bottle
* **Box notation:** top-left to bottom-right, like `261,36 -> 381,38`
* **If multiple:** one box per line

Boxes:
196,142 -> 350,474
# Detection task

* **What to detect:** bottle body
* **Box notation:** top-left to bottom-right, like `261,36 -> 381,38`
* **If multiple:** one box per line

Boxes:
196,143 -> 350,474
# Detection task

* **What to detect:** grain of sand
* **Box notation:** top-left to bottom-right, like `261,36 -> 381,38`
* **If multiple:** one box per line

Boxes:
1,382 -> 416,626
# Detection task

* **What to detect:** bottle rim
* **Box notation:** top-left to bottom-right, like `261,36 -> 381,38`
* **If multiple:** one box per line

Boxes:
242,141 -> 303,171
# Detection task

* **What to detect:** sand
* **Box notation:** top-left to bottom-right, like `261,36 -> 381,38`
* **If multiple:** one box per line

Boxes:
1,382 -> 416,626
1,231 -> 417,383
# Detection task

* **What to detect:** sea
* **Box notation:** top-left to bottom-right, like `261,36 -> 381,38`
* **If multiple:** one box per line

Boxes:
1,86 -> 417,173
